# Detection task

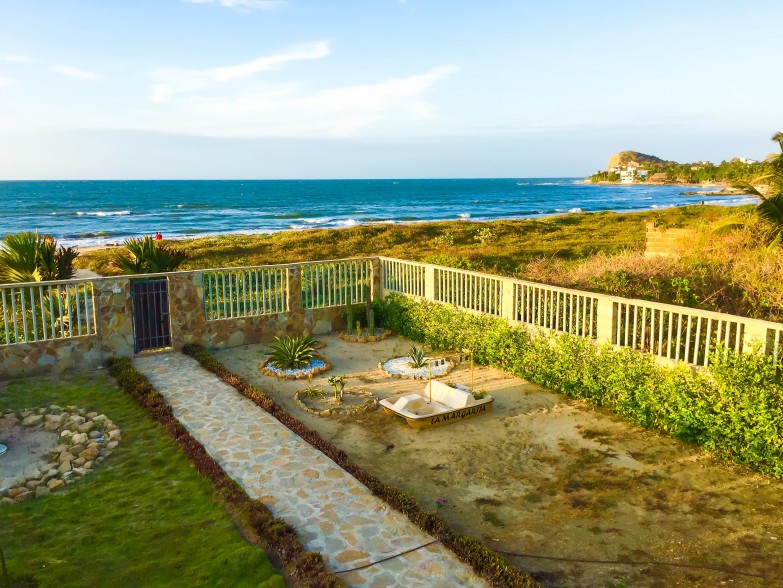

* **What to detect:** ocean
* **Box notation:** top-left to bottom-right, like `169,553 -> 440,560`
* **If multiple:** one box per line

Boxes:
0,179 -> 756,248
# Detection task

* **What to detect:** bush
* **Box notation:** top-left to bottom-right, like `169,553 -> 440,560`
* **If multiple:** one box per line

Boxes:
376,294 -> 783,478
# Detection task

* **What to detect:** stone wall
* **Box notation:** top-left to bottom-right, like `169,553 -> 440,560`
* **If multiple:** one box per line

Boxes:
0,264 -> 366,380
644,222 -> 696,257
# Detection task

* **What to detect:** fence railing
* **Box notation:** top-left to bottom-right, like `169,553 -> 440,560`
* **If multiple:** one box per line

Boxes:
378,257 -> 783,368
514,282 -> 600,339
0,280 -> 96,346
202,267 -> 288,321
301,259 -> 371,309
382,258 -> 426,298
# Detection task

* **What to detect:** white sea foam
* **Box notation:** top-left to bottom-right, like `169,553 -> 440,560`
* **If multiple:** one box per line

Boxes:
458,212 -> 471,218
336,219 -> 357,227
76,210 -> 131,217
568,207 -> 582,213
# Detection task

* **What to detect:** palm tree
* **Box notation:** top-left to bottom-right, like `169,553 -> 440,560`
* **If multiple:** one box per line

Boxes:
0,231 -> 78,284
731,131 -> 783,239
112,236 -> 189,274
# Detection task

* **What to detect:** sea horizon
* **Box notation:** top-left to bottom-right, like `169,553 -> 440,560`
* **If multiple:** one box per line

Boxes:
0,178 -> 757,248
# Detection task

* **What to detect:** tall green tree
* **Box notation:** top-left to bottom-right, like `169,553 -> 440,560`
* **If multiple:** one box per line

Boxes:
112,235 -> 189,274
0,231 -> 78,284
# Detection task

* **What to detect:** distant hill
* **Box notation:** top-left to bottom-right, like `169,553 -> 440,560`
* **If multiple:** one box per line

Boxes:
606,151 -> 669,171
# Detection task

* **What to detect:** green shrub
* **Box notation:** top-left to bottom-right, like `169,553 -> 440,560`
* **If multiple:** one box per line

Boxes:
267,335 -> 316,369
377,294 -> 783,478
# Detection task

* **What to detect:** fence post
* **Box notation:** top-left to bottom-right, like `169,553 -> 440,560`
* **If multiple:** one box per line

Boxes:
742,319 -> 770,355
424,265 -> 436,301
370,258 -> 382,301
286,265 -> 301,312
501,278 -> 516,322
594,294 -> 615,344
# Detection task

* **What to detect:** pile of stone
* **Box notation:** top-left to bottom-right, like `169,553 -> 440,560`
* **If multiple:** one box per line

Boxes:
0,405 -> 121,505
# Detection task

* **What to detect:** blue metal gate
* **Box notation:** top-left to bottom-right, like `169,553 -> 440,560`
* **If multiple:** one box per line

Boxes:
131,279 -> 172,353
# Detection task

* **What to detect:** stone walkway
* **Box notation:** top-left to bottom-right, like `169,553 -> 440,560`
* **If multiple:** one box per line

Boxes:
134,353 -> 486,587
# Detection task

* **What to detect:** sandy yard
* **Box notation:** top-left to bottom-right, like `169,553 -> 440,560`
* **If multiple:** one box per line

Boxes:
214,333 -> 783,588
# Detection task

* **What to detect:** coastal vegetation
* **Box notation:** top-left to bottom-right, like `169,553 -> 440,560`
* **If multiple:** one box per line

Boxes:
111,235 -> 189,274
0,373 -> 283,587
0,231 -> 77,283
79,203 -> 783,321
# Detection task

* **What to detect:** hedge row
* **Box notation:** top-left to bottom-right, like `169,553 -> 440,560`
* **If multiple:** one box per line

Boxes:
183,344 -> 539,588
375,294 -> 783,478
106,358 -> 342,588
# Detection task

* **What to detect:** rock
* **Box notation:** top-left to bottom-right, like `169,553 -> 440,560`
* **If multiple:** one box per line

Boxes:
60,429 -> 73,438
68,445 -> 85,455
35,486 -> 51,498
44,469 -> 59,480
36,407 -> 47,415
92,414 -> 108,424
72,468 -> 86,478
49,405 -> 63,414
47,479 -> 65,491
58,461 -> 72,474
86,412 -> 98,419
79,447 -> 99,461
52,444 -> 68,454
106,441 -> 119,450
25,469 -> 42,481
59,451 -> 76,463
0,416 -> 19,427
71,433 -> 88,445
95,457 -> 105,465
108,429 -> 122,441
73,457 -> 86,467
25,480 -> 43,490
77,422 -> 93,434
20,410 -> 32,418
11,488 -> 31,502
0,497 -> 14,506
83,461 -> 93,469
21,414 -> 43,426
88,431 -> 102,439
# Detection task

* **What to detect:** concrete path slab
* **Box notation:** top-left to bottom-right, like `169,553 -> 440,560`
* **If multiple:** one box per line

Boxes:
133,353 -> 486,587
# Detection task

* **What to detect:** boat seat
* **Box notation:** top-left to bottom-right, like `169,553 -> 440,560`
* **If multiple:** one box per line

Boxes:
425,381 -> 476,409
392,394 -> 436,416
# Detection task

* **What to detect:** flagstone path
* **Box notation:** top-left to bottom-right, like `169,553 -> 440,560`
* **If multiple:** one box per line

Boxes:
133,353 -> 486,587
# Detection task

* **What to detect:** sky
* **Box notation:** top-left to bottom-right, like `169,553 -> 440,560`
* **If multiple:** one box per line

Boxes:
1,0 -> 781,179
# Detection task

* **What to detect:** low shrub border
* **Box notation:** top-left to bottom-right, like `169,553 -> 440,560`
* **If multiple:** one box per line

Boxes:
106,358 -> 341,588
183,344 -> 539,588
376,294 -> 783,478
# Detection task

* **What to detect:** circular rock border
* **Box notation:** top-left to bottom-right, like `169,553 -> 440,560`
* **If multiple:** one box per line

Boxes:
338,328 -> 393,344
258,357 -> 332,380
294,387 -> 378,417
0,405 -> 121,505
378,356 -> 455,380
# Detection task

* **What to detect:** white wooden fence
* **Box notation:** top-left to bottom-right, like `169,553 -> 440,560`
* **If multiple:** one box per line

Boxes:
379,256 -> 783,367
202,267 -> 288,320
0,280 -> 96,345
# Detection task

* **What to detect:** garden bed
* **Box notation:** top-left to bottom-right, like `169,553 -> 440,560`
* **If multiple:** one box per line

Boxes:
258,357 -> 332,379
339,328 -> 392,343
294,386 -> 378,417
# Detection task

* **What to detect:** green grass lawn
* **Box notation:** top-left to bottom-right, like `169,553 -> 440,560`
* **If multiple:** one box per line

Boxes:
0,372 -> 284,588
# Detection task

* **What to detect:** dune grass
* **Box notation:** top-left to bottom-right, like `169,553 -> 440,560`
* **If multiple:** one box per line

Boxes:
78,205 -> 741,277
0,373 -> 283,588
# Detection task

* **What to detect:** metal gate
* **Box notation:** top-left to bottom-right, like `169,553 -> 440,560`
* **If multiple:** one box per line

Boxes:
131,279 -> 172,353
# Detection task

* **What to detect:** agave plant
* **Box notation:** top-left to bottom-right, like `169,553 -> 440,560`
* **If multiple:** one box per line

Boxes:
408,344 -> 428,369
0,231 -> 78,284
111,236 -> 189,274
267,335 -> 317,370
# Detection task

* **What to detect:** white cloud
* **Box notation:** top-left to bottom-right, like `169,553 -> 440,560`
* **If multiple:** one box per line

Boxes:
157,65 -> 459,137
1,55 -> 33,63
184,0 -> 285,11
151,41 -> 330,101
51,66 -> 98,80
0,76 -> 15,86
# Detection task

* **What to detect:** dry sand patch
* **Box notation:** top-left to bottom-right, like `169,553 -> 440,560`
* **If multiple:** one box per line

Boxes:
216,334 -> 783,587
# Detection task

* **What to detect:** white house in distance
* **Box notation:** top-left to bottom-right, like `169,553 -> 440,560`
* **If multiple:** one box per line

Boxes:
614,161 -> 649,184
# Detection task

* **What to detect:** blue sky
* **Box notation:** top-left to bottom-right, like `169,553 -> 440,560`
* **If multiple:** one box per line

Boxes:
1,0 -> 781,179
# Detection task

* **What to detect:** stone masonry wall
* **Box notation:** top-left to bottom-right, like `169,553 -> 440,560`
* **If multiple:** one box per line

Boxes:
644,223 -> 696,257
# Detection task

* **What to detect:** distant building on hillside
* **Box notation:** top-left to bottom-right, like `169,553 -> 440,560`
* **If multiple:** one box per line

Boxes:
649,172 -> 668,183
738,157 -> 758,164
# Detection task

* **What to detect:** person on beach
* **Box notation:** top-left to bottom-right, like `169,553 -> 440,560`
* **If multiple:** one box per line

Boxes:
154,231 -> 163,240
